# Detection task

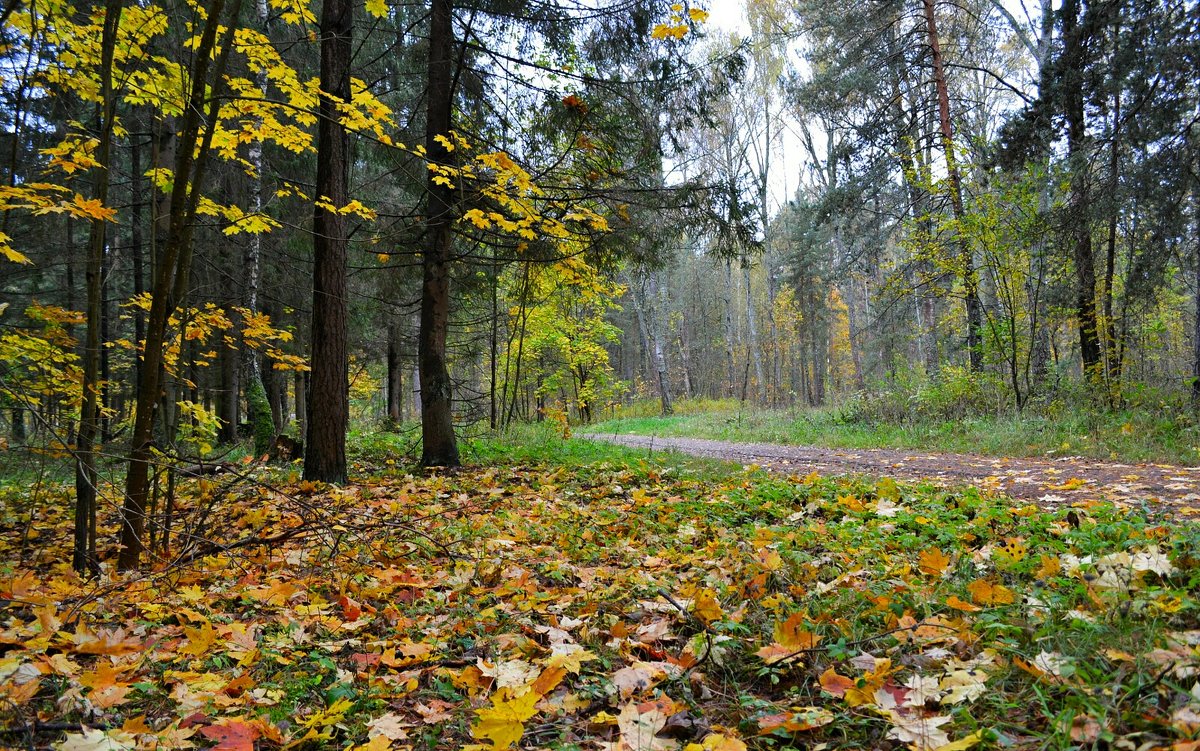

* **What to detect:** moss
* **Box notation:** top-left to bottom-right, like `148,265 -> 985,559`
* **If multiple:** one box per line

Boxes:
246,376 -> 276,458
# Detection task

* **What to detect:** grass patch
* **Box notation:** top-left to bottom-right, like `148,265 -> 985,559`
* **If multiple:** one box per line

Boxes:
1,428 -> 1198,751
591,398 -> 1200,465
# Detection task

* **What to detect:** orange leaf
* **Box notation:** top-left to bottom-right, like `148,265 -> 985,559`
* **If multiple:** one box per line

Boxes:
339,595 -> 363,621
531,665 -> 567,696
818,667 -> 854,697
774,613 -> 820,651
200,721 -> 260,751
946,595 -> 981,612
966,579 -> 1016,606
757,707 -> 835,734
918,548 -> 951,576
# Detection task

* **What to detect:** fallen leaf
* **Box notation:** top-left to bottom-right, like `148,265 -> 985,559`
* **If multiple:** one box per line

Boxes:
471,688 -> 540,749
199,721 -> 260,751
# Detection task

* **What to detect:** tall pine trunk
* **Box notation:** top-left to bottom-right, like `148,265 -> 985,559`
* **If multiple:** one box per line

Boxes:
1061,0 -> 1102,385
648,270 -> 672,416
922,0 -> 983,372
419,0 -> 460,466
304,0 -> 352,482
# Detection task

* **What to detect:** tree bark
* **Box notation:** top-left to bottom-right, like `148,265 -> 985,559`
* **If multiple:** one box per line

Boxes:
922,0 -> 983,372
119,0 -> 241,570
1061,0 -> 1102,385
75,0 -> 122,575
1102,49 -> 1121,399
387,321 -> 404,423
304,0 -> 353,482
418,0 -> 460,466
242,0 -> 275,448
295,370 -> 307,438
743,259 -> 766,401
648,270 -> 672,415
218,334 -> 239,442
723,259 -> 736,396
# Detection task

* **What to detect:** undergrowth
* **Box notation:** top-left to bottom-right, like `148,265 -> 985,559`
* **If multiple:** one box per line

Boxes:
0,427 -> 1197,751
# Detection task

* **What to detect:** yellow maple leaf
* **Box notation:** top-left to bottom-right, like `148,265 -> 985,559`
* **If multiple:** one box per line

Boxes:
365,0 -> 387,17
472,689 -> 540,749
352,736 -> 391,751
693,588 -> 724,624
0,231 -> 31,264
918,548 -> 951,576
688,732 -> 747,750
837,494 -> 865,512
178,620 -> 218,658
463,209 -> 492,230
688,7 -> 709,22
994,537 -> 1028,571
1031,554 -> 1058,578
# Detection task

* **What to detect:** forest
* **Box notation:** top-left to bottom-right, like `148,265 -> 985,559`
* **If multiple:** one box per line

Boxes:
1,0 -> 1200,749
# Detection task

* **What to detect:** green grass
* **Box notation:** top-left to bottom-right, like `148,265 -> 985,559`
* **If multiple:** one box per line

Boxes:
348,420 -> 741,481
589,398 -> 1200,466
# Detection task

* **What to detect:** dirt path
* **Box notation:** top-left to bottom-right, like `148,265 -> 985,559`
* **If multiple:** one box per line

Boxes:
579,432 -> 1200,516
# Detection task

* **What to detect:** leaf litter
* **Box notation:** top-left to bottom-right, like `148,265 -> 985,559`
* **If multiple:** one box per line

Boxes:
1,446 -> 1199,750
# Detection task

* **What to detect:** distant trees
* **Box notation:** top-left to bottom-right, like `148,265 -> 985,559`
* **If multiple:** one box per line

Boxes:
607,0 -> 1199,414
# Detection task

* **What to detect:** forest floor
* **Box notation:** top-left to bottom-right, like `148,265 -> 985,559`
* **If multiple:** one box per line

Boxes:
3,430 -> 1200,751
580,432 -> 1200,516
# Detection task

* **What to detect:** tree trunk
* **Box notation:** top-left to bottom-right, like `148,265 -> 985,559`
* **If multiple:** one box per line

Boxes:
1061,0 -> 1102,385
218,337 -> 239,442
489,254 -> 499,429
1191,170 -> 1199,405
304,0 -> 352,482
743,259 -> 766,402
119,0 -> 241,570
243,0 -> 275,448
131,133 -> 146,398
387,321 -> 404,423
629,275 -> 653,386
1102,64 -> 1121,401
809,315 -> 826,406
723,259 -> 736,396
677,321 -> 694,399
418,0 -> 459,466
765,249 -> 781,403
295,370 -> 307,438
74,0 -> 122,575
922,0 -> 983,372
648,271 -> 672,416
